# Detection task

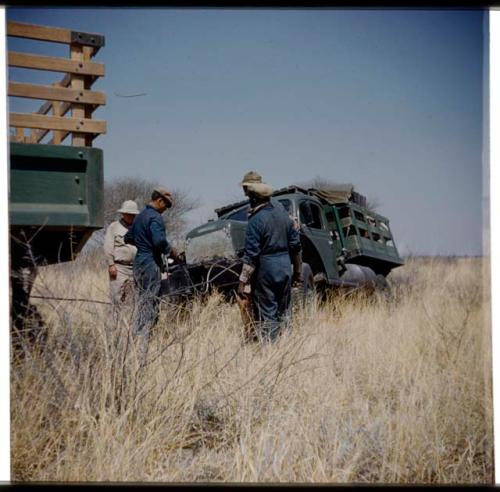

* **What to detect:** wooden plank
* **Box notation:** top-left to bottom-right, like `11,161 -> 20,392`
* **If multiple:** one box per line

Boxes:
9,113 -> 106,134
7,21 -> 72,44
32,100 -> 71,143
70,45 -> 85,146
8,82 -> 106,105
36,99 -> 102,144
51,132 -> 71,145
34,74 -> 72,118
51,82 -> 63,144
8,52 -> 105,76
15,127 -> 24,142
82,46 -> 94,147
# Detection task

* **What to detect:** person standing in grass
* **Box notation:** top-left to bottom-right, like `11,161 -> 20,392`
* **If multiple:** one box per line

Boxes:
124,187 -> 179,340
103,200 -> 140,305
237,172 -> 303,342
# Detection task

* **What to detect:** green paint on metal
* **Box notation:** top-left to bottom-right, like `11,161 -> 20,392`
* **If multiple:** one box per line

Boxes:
9,142 -> 104,265
331,205 -> 346,250
9,142 -> 103,228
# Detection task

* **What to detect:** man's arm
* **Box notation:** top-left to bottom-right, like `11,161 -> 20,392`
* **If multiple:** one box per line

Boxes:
103,224 -> 116,266
103,223 -> 118,279
238,218 -> 261,295
150,215 -> 172,256
287,217 -> 303,285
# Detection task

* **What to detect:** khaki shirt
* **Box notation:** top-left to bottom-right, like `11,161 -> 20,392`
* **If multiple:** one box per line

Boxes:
103,219 -> 137,266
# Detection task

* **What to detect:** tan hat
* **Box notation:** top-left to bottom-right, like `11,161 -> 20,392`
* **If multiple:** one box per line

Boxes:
117,200 -> 140,214
240,171 -> 262,186
245,182 -> 273,198
153,187 -> 174,208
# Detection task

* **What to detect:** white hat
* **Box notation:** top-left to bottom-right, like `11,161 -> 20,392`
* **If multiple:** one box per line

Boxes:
117,200 -> 140,214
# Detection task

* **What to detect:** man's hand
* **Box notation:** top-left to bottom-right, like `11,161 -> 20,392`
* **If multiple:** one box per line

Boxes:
108,264 -> 118,280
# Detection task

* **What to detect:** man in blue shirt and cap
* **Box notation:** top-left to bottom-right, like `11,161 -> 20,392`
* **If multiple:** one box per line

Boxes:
237,172 -> 303,342
125,187 -> 179,339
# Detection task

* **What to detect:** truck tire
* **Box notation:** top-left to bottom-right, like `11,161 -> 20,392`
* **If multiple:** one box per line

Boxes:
302,263 -> 314,298
375,274 -> 391,297
292,262 -> 315,310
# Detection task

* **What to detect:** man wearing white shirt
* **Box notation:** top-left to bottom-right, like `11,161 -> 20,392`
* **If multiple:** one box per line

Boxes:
103,200 -> 139,304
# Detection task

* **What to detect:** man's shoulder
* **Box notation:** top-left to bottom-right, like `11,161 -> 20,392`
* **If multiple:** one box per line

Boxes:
136,206 -> 157,222
144,205 -> 161,218
107,220 -> 120,230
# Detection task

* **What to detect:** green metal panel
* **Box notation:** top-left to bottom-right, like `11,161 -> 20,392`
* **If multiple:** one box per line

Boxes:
9,142 -> 103,228
9,142 -> 104,265
296,198 -> 338,281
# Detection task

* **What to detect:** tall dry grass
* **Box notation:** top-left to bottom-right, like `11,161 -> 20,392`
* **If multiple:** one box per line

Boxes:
11,254 -> 493,483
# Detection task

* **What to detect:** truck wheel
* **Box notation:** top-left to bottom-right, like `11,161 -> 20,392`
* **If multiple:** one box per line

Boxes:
375,274 -> 391,297
302,263 -> 314,298
292,262 -> 315,310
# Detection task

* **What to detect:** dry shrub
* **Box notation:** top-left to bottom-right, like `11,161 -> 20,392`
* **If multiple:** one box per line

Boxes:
11,256 -> 492,483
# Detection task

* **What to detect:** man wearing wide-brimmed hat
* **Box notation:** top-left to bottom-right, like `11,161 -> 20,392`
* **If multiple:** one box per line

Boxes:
103,200 -> 140,305
237,172 -> 302,342
124,187 -> 179,339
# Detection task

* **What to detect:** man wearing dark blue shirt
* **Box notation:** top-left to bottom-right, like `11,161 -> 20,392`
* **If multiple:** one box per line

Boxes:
125,187 -> 178,338
237,172 -> 302,342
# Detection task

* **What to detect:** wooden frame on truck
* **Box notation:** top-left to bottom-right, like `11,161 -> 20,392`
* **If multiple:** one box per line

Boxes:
7,20 -> 106,147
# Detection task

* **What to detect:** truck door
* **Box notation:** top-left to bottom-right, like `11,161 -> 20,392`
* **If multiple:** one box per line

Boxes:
298,199 -> 338,281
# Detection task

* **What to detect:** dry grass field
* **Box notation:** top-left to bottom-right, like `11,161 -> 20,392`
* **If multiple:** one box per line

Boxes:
10,254 -> 493,484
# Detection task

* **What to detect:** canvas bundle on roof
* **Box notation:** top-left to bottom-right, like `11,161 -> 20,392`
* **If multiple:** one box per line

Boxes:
307,184 -> 367,207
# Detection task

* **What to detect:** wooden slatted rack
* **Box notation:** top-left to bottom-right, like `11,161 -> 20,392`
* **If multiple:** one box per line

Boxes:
7,21 -> 106,147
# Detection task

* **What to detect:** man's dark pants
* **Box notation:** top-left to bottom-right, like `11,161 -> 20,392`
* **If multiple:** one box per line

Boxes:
252,253 -> 292,342
133,258 -> 162,338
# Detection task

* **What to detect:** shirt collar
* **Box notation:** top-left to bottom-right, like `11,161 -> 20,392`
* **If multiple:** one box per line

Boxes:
249,200 -> 272,217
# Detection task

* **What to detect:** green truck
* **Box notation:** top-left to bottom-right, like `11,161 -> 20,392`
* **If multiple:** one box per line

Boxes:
161,185 -> 404,302
8,21 -> 106,331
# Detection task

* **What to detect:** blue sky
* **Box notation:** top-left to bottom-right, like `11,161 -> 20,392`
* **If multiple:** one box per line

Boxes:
6,8 -> 487,256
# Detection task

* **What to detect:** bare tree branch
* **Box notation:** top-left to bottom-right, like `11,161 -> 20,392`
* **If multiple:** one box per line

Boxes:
87,177 -> 200,250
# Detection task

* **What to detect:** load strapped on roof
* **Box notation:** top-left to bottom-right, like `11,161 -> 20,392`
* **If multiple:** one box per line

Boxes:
307,184 -> 367,207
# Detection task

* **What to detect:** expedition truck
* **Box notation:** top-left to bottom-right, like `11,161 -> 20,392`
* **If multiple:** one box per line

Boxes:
161,184 -> 404,303
7,21 -> 106,334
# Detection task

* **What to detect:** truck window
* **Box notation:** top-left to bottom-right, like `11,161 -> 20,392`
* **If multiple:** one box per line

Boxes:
278,199 -> 292,214
338,206 -> 350,219
299,201 -> 323,229
325,210 -> 335,223
354,210 -> 365,222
